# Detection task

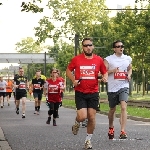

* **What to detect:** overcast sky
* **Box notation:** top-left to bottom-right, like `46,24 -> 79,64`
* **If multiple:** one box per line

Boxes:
0,0 -> 147,69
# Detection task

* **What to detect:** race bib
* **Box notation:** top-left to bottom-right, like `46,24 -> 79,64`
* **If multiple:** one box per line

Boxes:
48,85 -> 59,93
19,82 -> 26,89
80,66 -> 95,79
34,84 -> 40,89
114,72 -> 127,80
0,87 -> 4,90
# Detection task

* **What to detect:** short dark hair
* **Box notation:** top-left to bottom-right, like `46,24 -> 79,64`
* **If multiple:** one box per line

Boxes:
50,68 -> 57,73
112,40 -> 123,48
82,37 -> 93,45
36,69 -> 41,71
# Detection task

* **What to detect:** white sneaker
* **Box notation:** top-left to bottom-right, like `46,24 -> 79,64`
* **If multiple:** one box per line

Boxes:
22,114 -> 25,118
84,140 -> 92,149
34,111 -> 37,114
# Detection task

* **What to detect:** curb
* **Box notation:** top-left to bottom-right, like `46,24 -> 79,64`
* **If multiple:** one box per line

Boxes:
63,106 -> 150,122
0,127 -> 12,150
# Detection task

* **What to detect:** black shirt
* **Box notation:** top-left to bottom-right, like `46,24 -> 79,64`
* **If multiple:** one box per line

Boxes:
14,76 -> 28,93
32,78 -> 45,93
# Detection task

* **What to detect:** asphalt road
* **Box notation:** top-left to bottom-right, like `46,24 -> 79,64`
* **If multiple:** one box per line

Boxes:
0,98 -> 150,150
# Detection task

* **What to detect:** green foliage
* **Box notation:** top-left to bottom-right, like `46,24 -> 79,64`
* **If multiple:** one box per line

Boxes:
47,0 -> 108,37
21,1 -> 43,13
34,17 -> 55,43
15,37 -> 44,53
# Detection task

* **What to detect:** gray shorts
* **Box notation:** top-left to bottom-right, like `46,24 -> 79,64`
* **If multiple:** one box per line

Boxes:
107,87 -> 129,108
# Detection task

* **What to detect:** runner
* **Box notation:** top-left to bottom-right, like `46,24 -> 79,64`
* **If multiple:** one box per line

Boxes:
5,78 -> 13,106
31,70 -> 45,115
44,68 -> 65,126
33,69 -> 46,111
14,68 -> 29,118
0,76 -> 7,108
66,37 -> 108,149
104,40 -> 132,139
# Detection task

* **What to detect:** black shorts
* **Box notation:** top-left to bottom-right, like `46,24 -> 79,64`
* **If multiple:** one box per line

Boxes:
16,92 -> 27,100
75,91 -> 99,110
107,87 -> 129,108
0,92 -> 6,97
33,92 -> 42,100
6,92 -> 12,98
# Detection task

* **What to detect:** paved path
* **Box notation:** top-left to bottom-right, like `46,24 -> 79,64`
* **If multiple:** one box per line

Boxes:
0,98 -> 150,150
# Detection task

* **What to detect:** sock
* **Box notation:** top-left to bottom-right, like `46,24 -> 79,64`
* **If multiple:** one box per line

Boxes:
75,120 -> 80,125
35,107 -> 37,111
85,134 -> 93,142
17,107 -> 19,110
38,106 -> 40,111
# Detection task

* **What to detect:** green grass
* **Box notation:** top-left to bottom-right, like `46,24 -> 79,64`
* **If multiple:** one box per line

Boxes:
28,91 -> 150,118
62,99 -> 150,119
65,91 -> 150,101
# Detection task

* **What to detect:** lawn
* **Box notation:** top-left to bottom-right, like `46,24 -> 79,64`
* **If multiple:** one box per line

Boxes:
62,99 -> 150,119
29,91 -> 150,119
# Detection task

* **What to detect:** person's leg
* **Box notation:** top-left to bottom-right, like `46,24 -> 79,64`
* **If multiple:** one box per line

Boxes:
3,93 -> 5,106
21,96 -> 26,118
72,91 -> 87,135
33,93 -> 38,114
120,101 -> 127,131
15,93 -> 21,114
0,95 -> 3,108
84,92 -> 99,149
107,92 -> 118,139
37,93 -> 42,113
119,87 -> 129,139
46,102 -> 54,124
53,102 -> 60,126
7,93 -> 11,106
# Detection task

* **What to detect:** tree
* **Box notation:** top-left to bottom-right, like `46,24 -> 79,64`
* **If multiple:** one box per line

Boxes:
15,37 -> 44,53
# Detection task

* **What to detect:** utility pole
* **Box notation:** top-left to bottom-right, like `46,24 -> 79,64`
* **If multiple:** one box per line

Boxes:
74,34 -> 79,56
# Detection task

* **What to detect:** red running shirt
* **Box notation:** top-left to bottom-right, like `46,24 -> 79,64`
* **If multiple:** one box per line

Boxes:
46,79 -> 62,103
67,53 -> 107,93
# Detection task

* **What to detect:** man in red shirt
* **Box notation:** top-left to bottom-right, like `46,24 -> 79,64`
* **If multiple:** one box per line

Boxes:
66,37 -> 108,149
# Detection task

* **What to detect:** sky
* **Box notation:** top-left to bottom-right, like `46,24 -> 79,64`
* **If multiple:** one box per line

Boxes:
0,0 -> 148,69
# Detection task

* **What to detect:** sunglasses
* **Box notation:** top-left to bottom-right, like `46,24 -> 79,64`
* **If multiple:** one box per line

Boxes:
83,44 -> 93,47
52,72 -> 57,73
115,45 -> 124,48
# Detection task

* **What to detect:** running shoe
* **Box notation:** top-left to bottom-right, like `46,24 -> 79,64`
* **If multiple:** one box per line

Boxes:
34,111 -> 37,114
46,117 -> 51,124
53,119 -> 57,126
16,109 -> 19,114
36,111 -> 39,115
82,119 -> 88,128
108,127 -> 114,139
84,140 -> 92,149
22,114 -> 25,118
72,122 -> 80,135
8,103 -> 10,106
119,131 -> 127,139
